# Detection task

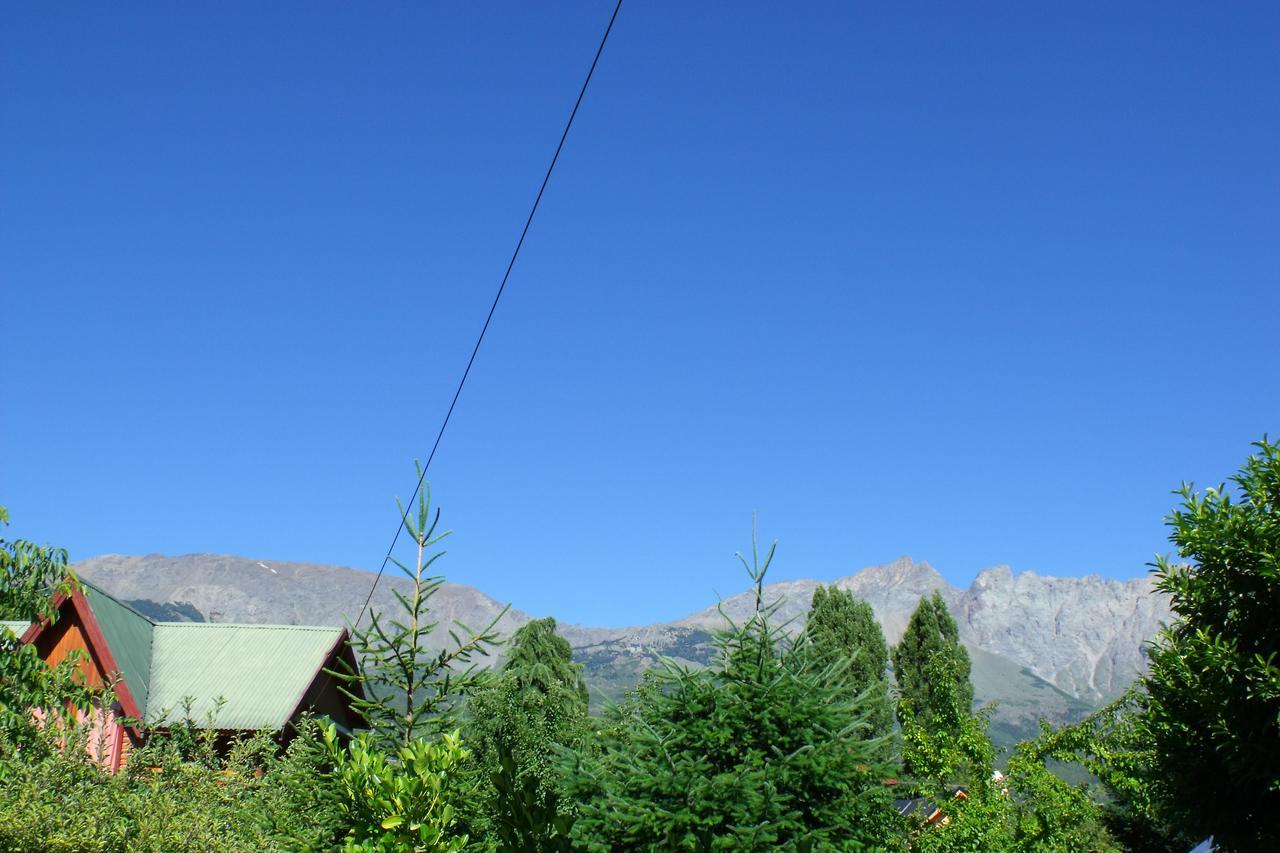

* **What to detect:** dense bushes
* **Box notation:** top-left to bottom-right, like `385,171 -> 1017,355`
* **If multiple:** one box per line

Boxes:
0,717 -> 341,852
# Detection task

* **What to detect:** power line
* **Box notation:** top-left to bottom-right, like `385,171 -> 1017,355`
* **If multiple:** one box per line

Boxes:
352,0 -> 624,629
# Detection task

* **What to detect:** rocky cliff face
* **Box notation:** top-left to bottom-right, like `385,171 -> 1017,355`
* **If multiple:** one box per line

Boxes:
76,551 -> 1169,706
955,565 -> 1169,700
670,556 -> 1169,702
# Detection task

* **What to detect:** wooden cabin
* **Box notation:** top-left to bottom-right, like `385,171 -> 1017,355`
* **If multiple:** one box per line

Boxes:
3,580 -> 363,771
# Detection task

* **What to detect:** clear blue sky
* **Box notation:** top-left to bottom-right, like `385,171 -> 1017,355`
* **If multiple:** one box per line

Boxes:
3,2 -> 1277,627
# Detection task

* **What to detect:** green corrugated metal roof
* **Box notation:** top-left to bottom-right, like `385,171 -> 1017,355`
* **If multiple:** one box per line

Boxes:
52,582 -> 344,731
81,582 -> 155,714
145,623 -> 342,729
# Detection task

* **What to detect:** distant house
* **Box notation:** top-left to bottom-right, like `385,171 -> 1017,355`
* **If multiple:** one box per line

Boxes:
893,787 -> 970,828
5,579 -> 363,771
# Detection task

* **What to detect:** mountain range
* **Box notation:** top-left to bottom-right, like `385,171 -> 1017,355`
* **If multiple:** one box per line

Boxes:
74,553 -> 1171,749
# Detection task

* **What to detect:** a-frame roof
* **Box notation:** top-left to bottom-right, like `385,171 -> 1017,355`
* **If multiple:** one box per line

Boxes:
81,583 -> 155,715
20,580 -> 353,731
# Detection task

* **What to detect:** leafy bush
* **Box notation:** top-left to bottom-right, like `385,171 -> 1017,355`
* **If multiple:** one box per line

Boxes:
324,725 -> 471,852
0,715 -> 341,852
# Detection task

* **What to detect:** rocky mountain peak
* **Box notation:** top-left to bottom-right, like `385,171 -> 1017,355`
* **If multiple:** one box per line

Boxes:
75,551 -> 1169,705
840,555 -> 949,593
970,564 -> 1015,591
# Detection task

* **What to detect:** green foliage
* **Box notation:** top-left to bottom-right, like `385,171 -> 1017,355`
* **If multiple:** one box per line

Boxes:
902,693 -> 1120,852
1015,692 -> 1187,850
0,714 -> 343,852
892,591 -> 973,733
0,630 -> 97,755
0,504 -> 75,623
899,650 -> 993,791
332,468 -> 505,751
499,617 -> 588,706
0,505 -> 96,753
895,607 -> 1118,851
1136,437 -> 1280,850
562,526 -> 902,850
804,584 -> 894,738
999,726 -> 1118,851
464,617 -> 591,849
325,725 -> 471,852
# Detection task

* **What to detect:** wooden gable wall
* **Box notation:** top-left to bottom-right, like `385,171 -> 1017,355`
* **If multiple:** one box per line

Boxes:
33,604 -> 108,690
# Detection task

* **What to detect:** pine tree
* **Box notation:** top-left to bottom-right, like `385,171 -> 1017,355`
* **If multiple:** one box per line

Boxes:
804,584 -> 894,738
892,591 -> 973,728
562,525 -> 900,849
332,466 -> 505,750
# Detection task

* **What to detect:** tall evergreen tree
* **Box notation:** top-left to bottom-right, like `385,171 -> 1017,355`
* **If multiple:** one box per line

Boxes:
804,584 -> 894,738
499,617 -> 589,707
562,527 -> 899,849
892,591 -> 973,728
331,466 -> 505,750
465,617 -> 592,850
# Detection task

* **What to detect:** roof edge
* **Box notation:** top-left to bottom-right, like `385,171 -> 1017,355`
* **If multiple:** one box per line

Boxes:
20,586 -> 147,724
77,578 -> 159,627
151,622 -> 345,631
282,627 -> 360,727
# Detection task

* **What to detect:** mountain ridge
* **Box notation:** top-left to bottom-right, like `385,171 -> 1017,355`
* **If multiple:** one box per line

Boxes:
74,552 -> 1169,719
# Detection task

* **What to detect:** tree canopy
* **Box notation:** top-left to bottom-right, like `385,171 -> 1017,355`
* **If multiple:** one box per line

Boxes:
892,591 -> 974,729
562,531 -> 901,850
1138,437 -> 1280,849
804,584 -> 894,738
463,617 -> 591,849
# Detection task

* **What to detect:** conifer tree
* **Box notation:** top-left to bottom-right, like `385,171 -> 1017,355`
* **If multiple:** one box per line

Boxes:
892,591 -> 973,728
804,584 -> 894,738
465,617 -> 591,849
499,617 -> 589,707
332,466 -> 505,750
562,525 -> 899,849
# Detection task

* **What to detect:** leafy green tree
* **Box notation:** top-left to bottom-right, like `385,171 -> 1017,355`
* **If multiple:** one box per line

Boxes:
901,671 -> 1122,851
898,650 -> 993,790
0,505 -> 94,752
464,617 -> 592,850
562,527 -> 902,850
804,584 -> 894,738
1,504 -> 75,622
990,700 -> 1148,852
332,467 -> 505,750
892,591 -> 973,729
1135,438 -> 1280,850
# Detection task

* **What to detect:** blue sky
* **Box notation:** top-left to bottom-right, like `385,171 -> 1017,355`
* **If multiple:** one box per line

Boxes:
3,2 -> 1277,627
